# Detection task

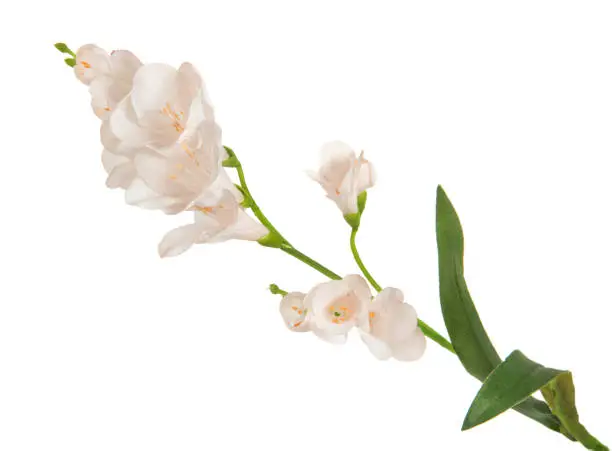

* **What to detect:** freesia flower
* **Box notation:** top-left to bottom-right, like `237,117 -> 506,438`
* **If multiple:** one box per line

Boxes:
74,44 -> 142,119
158,172 -> 269,257
360,287 -> 426,362
280,275 -> 371,344
106,62 -> 214,152
279,292 -> 310,332
309,141 -> 375,215
101,120 -> 222,214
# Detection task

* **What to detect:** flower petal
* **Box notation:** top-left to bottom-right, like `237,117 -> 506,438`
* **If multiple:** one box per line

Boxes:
125,178 -> 180,212
391,328 -> 427,362
360,331 -> 393,360
130,63 -> 179,117
211,209 -> 268,243
158,223 -> 204,258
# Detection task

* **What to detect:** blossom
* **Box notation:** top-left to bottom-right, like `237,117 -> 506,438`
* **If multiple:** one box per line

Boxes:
280,275 -> 372,344
360,288 -> 426,361
106,62 -> 214,152
158,172 -> 269,257
74,44 -> 142,119
309,141 -> 375,215
100,61 -> 223,214
279,292 -> 310,332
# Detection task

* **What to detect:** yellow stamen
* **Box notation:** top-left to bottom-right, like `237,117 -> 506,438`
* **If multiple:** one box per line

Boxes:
81,61 -> 91,69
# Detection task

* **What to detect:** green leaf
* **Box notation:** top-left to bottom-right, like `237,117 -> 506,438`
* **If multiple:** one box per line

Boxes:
435,186 -> 565,434
464,351 -> 607,450
64,58 -> 76,67
54,42 -> 75,56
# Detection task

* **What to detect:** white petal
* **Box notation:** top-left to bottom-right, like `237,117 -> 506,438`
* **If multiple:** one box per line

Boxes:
319,141 -> 355,165
110,50 -> 142,83
107,164 -> 135,189
211,209 -> 268,243
158,223 -> 204,258
130,63 -> 179,117
109,98 -> 148,149
125,178 -> 180,211
374,287 -> 404,307
344,274 -> 372,303
101,148 -> 130,173
391,328 -> 426,362
89,76 -> 114,119
355,155 -> 375,193
360,331 -> 393,360
385,303 -> 419,343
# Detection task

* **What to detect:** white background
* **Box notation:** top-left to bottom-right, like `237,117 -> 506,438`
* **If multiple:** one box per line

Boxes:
1,1 -> 611,450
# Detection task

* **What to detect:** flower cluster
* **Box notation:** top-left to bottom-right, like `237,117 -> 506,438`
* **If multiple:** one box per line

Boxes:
70,43 -> 425,364
279,275 -> 426,361
73,44 -> 269,257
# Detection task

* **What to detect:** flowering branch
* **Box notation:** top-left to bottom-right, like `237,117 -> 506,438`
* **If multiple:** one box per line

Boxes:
55,41 -> 608,451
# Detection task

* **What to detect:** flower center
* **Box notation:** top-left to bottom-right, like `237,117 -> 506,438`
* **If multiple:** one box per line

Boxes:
161,102 -> 185,133
329,304 -> 351,324
289,305 -> 307,329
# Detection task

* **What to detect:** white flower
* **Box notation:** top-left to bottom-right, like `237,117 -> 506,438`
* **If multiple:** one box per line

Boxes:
360,288 -> 426,362
106,62 -> 214,152
279,292 -> 310,332
309,141 -> 375,215
100,61 -> 224,214
74,44 -> 142,119
280,275 -> 371,344
158,171 -> 269,258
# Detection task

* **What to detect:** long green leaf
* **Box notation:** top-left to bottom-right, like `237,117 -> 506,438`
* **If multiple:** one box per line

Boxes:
464,351 -> 608,450
435,186 -> 565,434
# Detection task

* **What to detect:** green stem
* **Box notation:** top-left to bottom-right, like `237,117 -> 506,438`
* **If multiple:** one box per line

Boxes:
281,244 -> 341,280
227,148 -> 286,243
350,227 -> 456,354
350,228 -> 382,291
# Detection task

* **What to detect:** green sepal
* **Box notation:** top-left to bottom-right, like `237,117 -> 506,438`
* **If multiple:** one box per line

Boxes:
222,155 -> 240,168
64,58 -> 76,68
54,42 -> 75,56
257,231 -> 284,249
357,191 -> 367,214
234,184 -> 253,208
463,351 -> 607,450
344,212 -> 361,229
435,185 -> 566,435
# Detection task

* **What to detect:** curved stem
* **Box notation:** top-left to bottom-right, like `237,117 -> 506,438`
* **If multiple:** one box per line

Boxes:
350,228 -> 382,291
229,149 -> 286,242
350,226 -> 456,354
227,148 -> 339,279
